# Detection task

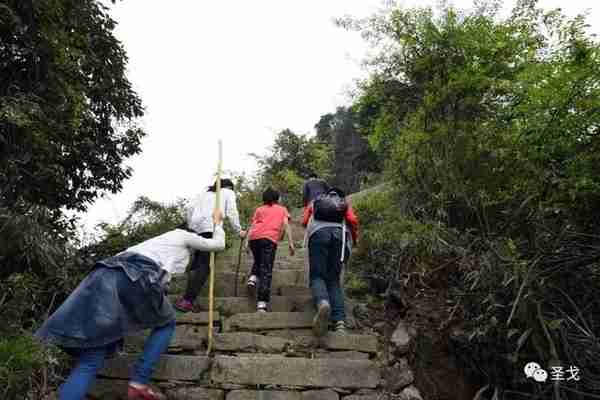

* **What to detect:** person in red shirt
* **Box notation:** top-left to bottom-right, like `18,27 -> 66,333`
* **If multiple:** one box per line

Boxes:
246,188 -> 295,312
302,187 -> 358,335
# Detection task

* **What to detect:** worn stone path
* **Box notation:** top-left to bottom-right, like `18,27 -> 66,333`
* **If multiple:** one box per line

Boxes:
87,219 -> 421,400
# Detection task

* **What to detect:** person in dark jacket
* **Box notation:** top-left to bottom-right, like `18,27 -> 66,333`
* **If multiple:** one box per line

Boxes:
302,173 -> 329,208
35,211 -> 226,400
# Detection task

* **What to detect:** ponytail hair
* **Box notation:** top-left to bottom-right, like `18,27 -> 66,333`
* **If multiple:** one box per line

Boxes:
208,178 -> 234,192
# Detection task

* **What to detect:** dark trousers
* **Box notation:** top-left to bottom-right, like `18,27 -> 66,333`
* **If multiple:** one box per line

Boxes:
183,232 -> 213,302
308,227 -> 347,322
249,238 -> 278,303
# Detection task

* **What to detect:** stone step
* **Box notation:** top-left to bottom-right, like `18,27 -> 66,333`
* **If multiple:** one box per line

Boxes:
176,311 -> 220,325
169,270 -> 306,297
223,312 -> 314,332
278,286 -> 312,297
168,387 -> 225,400
205,255 -> 305,272
212,355 -> 380,388
290,334 -> 378,354
89,382 -> 363,400
314,351 -> 370,360
99,353 -> 382,387
213,332 -> 378,354
124,325 -> 211,352
214,332 -> 291,353
168,295 -> 313,316
89,380 -> 227,400
227,389 -> 339,400
99,354 -> 210,381
88,378 -> 129,399
203,295 -> 313,315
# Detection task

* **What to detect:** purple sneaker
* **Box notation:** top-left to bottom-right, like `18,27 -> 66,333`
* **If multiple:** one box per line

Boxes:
174,297 -> 194,313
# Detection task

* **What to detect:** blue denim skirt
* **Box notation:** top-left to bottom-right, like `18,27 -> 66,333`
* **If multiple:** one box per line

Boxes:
35,252 -> 175,357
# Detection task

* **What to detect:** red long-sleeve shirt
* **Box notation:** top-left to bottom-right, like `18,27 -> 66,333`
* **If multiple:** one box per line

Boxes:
302,205 -> 359,244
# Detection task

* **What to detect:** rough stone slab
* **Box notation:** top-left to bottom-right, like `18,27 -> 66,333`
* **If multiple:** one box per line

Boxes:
293,334 -> 378,354
265,329 -> 315,339
217,384 -> 246,390
314,351 -> 369,360
212,356 -> 380,388
383,358 -> 413,392
227,390 -> 301,400
353,389 -> 379,396
234,353 -> 286,358
214,332 -> 292,353
170,270 -> 305,297
99,355 -> 210,381
88,378 -> 129,399
264,331 -> 378,354
390,321 -> 412,355
125,325 -> 208,352
278,286 -> 312,297
189,296 -> 313,315
302,389 -> 339,400
223,312 -> 314,332
177,312 -> 219,325
166,387 -> 224,400
399,386 -> 423,400
344,395 -> 383,400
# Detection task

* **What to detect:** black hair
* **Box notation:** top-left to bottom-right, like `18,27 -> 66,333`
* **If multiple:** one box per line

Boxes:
308,173 -> 318,179
262,187 -> 280,205
208,178 -> 234,192
328,187 -> 346,198
176,222 -> 195,233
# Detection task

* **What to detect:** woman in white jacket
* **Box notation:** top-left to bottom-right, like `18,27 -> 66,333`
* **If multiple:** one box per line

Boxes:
175,179 -> 246,312
36,210 -> 226,400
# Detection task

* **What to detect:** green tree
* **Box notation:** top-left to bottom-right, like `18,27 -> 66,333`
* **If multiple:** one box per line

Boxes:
0,2 -> 146,396
0,0 -> 145,212
342,1 -> 600,397
252,128 -> 333,207
82,196 -> 187,262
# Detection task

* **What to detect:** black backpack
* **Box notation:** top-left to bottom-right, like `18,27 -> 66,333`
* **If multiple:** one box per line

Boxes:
313,191 -> 348,223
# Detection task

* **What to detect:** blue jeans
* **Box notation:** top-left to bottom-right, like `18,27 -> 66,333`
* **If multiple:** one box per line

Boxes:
308,227 -> 347,322
59,319 -> 176,400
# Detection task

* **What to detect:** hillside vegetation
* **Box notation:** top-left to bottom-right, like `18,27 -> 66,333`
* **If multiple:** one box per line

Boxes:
1,1 -> 600,399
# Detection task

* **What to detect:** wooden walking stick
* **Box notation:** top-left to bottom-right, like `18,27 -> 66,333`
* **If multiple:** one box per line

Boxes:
207,140 -> 223,355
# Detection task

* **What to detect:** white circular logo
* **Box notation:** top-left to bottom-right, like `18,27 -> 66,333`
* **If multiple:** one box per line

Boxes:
524,362 -> 541,378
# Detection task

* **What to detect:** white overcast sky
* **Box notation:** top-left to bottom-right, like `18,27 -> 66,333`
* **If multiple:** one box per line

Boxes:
80,0 -> 600,233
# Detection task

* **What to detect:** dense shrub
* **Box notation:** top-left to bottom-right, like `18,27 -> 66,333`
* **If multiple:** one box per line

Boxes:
351,189 -> 458,293
0,335 -> 64,400
342,1 -> 600,397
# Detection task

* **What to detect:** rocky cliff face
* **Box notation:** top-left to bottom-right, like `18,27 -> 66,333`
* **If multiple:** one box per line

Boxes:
333,120 -> 369,194
315,107 -> 371,194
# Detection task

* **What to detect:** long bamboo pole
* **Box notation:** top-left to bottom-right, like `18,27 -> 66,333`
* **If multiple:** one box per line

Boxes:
207,140 -> 223,355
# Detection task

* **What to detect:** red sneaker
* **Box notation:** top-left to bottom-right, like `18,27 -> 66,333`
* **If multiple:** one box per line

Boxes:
127,385 -> 166,400
174,297 -> 194,313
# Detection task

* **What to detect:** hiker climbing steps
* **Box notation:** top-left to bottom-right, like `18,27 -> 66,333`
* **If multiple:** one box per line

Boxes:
85,221 -> 420,400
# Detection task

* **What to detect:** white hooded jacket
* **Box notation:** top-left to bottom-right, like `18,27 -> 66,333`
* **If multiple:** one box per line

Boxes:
186,188 -> 242,234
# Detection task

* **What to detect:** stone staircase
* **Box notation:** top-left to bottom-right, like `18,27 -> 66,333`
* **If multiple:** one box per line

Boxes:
87,226 -> 419,400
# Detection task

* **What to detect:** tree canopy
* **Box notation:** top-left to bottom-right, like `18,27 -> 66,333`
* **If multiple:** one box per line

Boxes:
0,0 -> 145,212
342,0 -> 600,397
